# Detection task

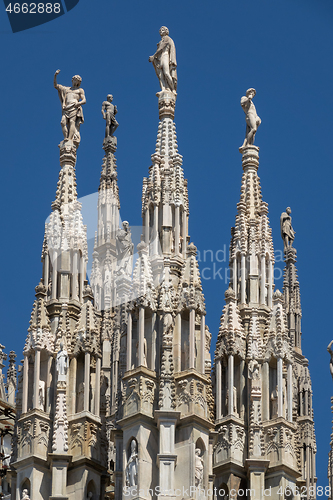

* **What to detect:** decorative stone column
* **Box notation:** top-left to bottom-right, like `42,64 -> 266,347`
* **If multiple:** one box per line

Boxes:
84,351 -> 90,412
216,358 -> 222,420
22,354 -> 29,414
228,354 -> 234,415
95,356 -> 101,416
50,353 -> 70,500
138,307 -> 145,367
33,349 -> 41,409
287,362 -> 293,422
126,312 -> 132,371
277,357 -> 283,418
241,254 -> 246,304
189,309 -> 195,370
200,314 -> 205,374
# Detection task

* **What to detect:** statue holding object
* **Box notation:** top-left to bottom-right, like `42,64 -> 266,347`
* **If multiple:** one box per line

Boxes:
54,69 -> 86,146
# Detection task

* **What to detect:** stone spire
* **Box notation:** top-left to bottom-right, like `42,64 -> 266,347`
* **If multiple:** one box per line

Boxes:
110,29 -> 213,500
213,91 -> 316,493
283,238 -> 302,351
142,44 -> 189,281
230,146 -> 274,308
90,96 -> 122,312
12,80 -> 108,500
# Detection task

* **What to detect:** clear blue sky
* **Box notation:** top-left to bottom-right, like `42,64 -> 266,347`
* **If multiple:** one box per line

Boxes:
1,0 -> 333,486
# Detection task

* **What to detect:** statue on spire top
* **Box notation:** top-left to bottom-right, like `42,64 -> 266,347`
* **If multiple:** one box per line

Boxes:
280,207 -> 295,252
102,94 -> 119,138
54,69 -> 86,146
149,26 -> 177,94
239,88 -> 261,151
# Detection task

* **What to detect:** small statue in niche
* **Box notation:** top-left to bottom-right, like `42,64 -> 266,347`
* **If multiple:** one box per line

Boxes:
239,88 -> 261,150
271,385 -> 278,418
38,380 -> 45,410
101,94 -> 119,138
194,448 -> 204,487
56,342 -> 69,382
54,69 -> 86,146
116,221 -> 134,276
125,439 -> 138,487
21,490 -> 30,500
280,207 -> 295,252
225,387 -> 238,415
149,26 -> 177,93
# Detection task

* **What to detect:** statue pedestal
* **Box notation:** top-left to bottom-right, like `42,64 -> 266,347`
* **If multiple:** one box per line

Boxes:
103,135 -> 117,153
157,90 -> 176,120
49,453 -> 72,499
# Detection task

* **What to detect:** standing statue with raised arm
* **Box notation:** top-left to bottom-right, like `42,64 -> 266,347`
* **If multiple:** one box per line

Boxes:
280,207 -> 295,252
149,26 -> 177,93
240,88 -> 261,150
328,341 -> 333,380
101,94 -> 119,138
54,69 -> 86,146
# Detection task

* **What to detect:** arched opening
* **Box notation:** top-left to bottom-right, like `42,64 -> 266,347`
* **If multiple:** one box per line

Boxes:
195,438 -> 205,488
217,482 -> 229,500
125,438 -> 138,488
86,479 -> 96,499
20,478 -> 31,499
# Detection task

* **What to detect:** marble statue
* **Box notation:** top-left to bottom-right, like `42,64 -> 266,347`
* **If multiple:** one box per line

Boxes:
125,439 -> 138,487
248,358 -> 260,380
327,341 -> 333,380
280,207 -> 295,252
194,448 -> 204,487
54,69 -> 86,145
116,222 -> 134,276
101,94 -> 119,138
39,380 -> 45,410
271,386 -> 278,418
21,490 -> 30,500
240,88 -> 261,149
226,387 -> 238,414
149,26 -> 177,93
56,342 -> 69,381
